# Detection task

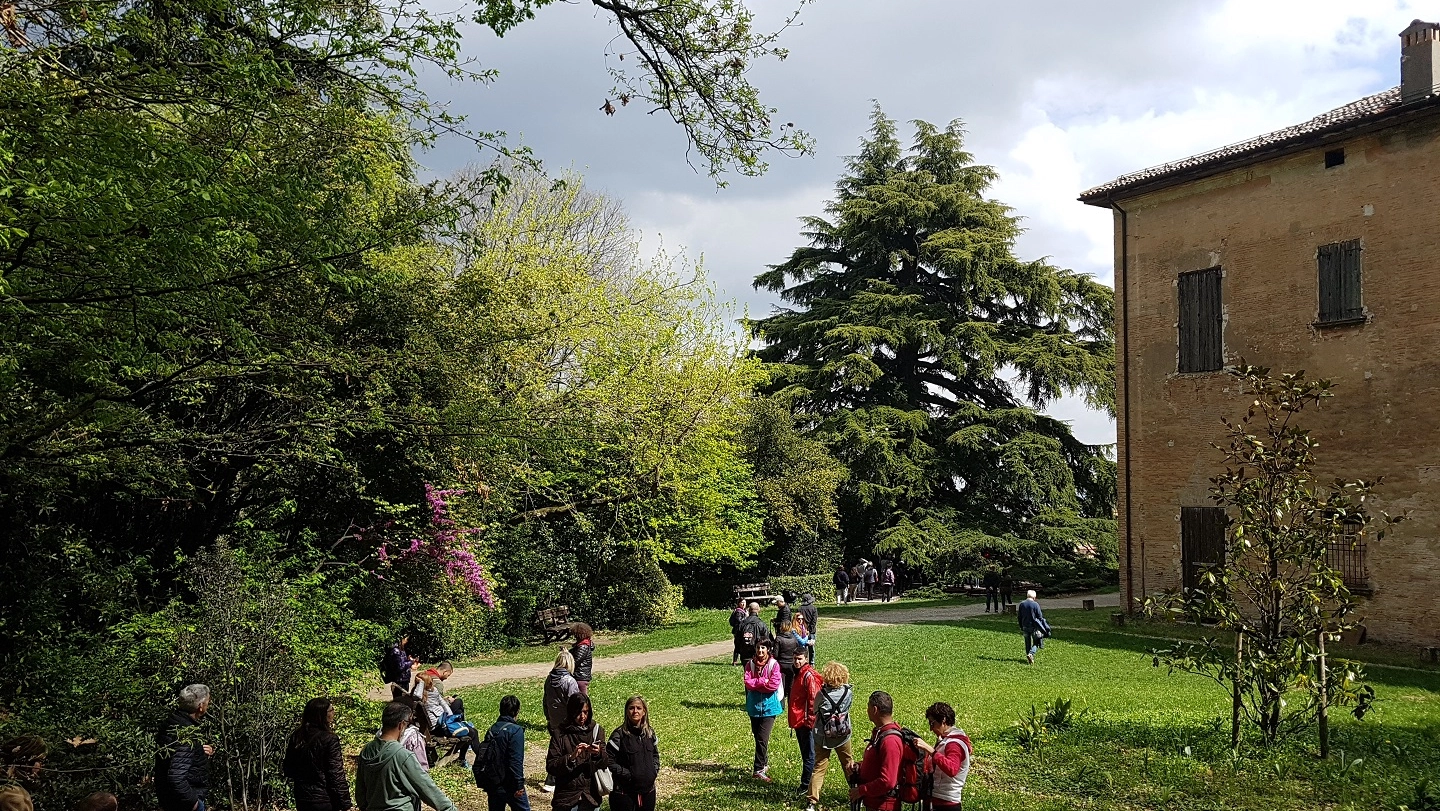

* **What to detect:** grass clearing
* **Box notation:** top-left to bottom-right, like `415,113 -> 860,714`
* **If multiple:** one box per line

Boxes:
453,596 -> 981,668
447,608 -> 1440,810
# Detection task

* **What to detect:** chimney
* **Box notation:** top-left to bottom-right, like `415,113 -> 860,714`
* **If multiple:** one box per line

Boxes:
1401,19 -> 1440,103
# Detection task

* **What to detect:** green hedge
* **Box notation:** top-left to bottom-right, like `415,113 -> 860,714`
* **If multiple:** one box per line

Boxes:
771,573 -> 837,604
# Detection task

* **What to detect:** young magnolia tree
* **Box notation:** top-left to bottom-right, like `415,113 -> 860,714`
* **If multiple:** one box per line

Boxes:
1146,366 -> 1402,751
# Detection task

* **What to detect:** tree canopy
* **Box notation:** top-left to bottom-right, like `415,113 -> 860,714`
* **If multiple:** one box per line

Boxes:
751,106 -> 1116,577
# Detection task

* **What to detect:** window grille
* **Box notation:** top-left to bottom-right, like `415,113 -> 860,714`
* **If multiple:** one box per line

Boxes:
1326,522 -> 1370,591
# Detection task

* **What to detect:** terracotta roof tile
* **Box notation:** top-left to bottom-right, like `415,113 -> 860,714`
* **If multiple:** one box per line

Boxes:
1079,87 -> 1402,202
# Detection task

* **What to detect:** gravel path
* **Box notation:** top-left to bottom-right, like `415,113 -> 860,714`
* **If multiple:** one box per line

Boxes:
420,592 -> 1121,692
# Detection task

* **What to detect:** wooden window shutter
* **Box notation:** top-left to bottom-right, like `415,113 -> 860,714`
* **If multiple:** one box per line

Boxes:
1178,267 -> 1222,372
1181,506 -> 1227,592
1318,239 -> 1363,323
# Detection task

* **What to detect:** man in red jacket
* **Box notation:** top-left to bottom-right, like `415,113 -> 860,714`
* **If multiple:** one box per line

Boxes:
849,691 -> 902,811
787,658 -> 823,803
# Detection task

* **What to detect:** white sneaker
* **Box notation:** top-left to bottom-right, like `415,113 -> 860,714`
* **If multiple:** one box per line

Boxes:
542,784 -> 555,793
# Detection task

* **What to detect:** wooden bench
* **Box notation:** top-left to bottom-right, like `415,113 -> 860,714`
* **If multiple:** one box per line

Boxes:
734,582 -> 779,606
534,606 -> 573,644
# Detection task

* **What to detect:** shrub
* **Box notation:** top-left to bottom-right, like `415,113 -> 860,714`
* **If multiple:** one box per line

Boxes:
771,574 -> 836,604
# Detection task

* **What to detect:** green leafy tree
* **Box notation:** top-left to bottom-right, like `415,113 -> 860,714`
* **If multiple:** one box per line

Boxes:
742,397 -> 846,575
750,106 -> 1115,572
1145,366 -> 1401,750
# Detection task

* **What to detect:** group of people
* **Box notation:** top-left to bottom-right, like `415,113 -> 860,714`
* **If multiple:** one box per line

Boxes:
144,590 -> 1055,811
739,646 -> 972,811
830,562 -> 897,603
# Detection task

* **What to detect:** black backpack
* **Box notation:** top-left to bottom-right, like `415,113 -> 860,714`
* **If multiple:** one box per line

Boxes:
818,685 -> 851,740
471,724 -> 511,793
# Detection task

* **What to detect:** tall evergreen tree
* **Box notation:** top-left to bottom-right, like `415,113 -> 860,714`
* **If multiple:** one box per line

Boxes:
751,107 -> 1116,577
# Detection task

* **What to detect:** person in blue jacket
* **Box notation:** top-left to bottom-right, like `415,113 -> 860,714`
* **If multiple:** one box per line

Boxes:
1016,590 -> 1051,664
481,695 -> 528,811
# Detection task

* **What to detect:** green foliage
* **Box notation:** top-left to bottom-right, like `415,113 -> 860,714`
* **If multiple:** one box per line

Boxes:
750,105 -> 1116,585
742,397 -> 846,575
1144,366 -> 1403,749
770,574 -> 837,603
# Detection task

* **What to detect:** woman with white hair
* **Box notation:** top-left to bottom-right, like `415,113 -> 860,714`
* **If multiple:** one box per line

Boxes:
1016,590 -> 1051,664
541,648 -> 578,792
156,684 -> 214,811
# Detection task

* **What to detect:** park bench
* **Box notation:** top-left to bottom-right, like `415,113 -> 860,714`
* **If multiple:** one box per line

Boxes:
734,582 -> 779,606
534,605 -> 574,644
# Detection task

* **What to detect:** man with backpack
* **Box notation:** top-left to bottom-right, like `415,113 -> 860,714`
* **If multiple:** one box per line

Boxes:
473,695 -> 527,811
848,691 -> 903,811
738,602 -> 773,665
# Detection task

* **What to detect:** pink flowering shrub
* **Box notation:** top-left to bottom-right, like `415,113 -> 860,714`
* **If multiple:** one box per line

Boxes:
376,484 -> 496,608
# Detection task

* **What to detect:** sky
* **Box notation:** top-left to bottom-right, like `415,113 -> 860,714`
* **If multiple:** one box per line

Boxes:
415,0 -> 1430,444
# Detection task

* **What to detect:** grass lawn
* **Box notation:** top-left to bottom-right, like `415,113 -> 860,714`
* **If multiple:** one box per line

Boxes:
452,595 -> 982,668
442,609 -> 1440,811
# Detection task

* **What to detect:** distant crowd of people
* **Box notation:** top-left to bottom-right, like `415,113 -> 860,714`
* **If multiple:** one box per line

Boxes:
130,587 -> 1054,811
829,561 -> 898,603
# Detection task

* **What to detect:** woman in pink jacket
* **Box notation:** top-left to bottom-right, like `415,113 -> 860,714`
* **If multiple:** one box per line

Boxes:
743,640 -> 784,782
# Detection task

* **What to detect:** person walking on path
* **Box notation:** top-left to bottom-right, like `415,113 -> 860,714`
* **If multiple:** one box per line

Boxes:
999,571 -> 1014,609
382,634 -> 418,701
848,565 -> 863,602
542,650 -> 580,793
606,696 -> 659,811
544,694 -> 610,811
480,695 -> 528,811
155,684 -> 214,811
849,691 -> 902,811
570,624 -> 594,696
880,567 -> 895,602
1017,590 -> 1051,664
864,566 -> 878,600
798,593 -> 819,662
729,599 -> 748,665
910,703 -> 972,811
787,657 -> 822,799
743,640 -> 784,783
982,568 -> 1001,613
832,567 -> 849,604
805,662 -> 854,811
283,697 -> 353,811
355,702 -> 457,811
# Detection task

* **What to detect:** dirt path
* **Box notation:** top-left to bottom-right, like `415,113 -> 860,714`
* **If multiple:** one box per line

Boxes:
427,592 -> 1120,692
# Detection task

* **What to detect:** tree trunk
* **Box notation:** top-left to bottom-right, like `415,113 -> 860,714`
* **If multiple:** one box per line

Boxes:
1316,627 -> 1330,759
1231,630 -> 1244,749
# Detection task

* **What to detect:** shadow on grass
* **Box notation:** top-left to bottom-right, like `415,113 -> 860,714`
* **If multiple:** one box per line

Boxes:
670,761 -> 728,773
681,700 -> 744,710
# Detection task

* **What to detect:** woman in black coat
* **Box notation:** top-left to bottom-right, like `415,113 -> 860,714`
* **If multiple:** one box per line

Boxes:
282,698 -> 353,811
606,696 -> 659,811
545,693 -> 610,811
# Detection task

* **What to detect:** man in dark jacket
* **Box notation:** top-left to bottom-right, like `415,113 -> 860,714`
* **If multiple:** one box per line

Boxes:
729,599 -> 747,665
737,603 -> 773,664
798,593 -> 819,662
480,696 -> 527,811
982,568 -> 1001,613
1017,590 -> 1051,664
155,684 -> 213,811
832,567 -> 850,603
773,595 -> 793,633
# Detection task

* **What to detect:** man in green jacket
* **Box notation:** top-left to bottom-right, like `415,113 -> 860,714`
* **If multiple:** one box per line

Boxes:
356,703 -> 457,811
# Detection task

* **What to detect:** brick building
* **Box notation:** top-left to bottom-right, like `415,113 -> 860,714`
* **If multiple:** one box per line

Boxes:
1079,21 -> 1440,645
